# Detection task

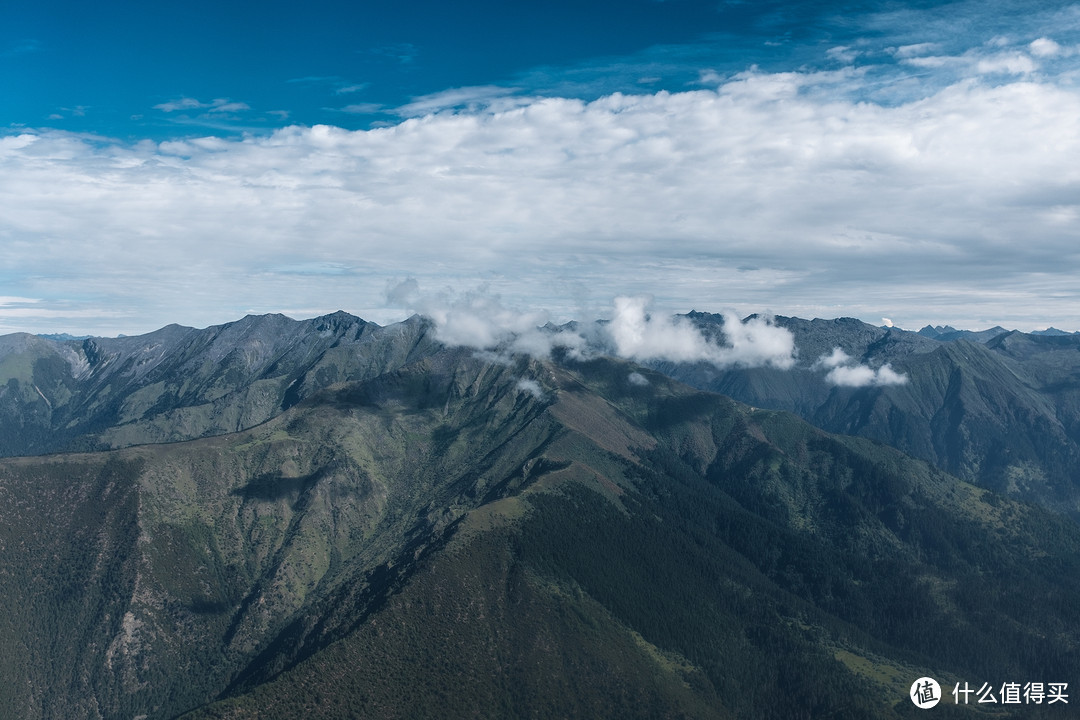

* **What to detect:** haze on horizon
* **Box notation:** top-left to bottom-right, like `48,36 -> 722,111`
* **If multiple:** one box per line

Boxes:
3,0 -> 1079,337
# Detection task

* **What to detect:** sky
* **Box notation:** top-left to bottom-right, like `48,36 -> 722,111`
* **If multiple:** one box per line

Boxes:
3,0 -> 1080,336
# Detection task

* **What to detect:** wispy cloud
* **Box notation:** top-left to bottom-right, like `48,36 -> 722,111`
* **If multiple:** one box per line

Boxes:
891,43 -> 941,59
976,52 -> 1038,75
47,106 -> 89,121
336,84 -> 370,95
153,97 -> 205,112
515,378 -> 546,399
0,296 -> 126,336
394,85 -> 524,117
154,97 -> 250,114
211,100 -> 251,113
0,296 -> 41,307
826,46 -> 860,64
335,103 -> 383,115
288,76 -> 371,95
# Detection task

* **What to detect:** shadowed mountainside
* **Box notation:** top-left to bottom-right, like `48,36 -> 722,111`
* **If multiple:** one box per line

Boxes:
7,309 -> 1080,517
654,313 -> 1080,514
2,345 -> 1078,719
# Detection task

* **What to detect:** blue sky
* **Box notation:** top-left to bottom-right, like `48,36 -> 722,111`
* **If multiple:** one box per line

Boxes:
4,0 -> 774,136
3,0 -> 1080,336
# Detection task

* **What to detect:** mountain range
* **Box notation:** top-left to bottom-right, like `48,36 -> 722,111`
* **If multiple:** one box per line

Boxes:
2,311 -> 1078,718
658,312 -> 1080,516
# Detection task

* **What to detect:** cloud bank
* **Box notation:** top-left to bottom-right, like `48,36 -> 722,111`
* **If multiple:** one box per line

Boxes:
607,296 -> 794,369
388,283 -> 795,370
3,25 -> 1080,334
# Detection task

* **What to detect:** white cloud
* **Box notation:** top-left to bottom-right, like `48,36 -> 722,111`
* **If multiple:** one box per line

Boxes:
604,296 -> 795,368
0,296 -> 41,307
816,347 -> 852,369
976,52 -> 1038,75
394,86 -> 524,117
901,55 -> 955,68
0,134 -> 37,155
827,46 -> 860,63
817,347 -> 907,387
627,371 -> 649,386
825,364 -> 908,387
697,69 -> 724,85
5,50 -> 1080,334
210,100 -> 250,114
825,364 -> 878,387
386,284 -> 794,369
713,312 -> 797,369
515,378 -> 546,399
1030,37 -> 1064,58
606,296 -> 714,363
892,43 -> 940,59
154,97 -> 205,112
386,281 -> 553,351
874,365 -> 908,385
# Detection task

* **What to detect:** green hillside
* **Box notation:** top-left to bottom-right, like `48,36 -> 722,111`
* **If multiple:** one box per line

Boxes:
664,313 -> 1080,515
2,349 -> 1077,718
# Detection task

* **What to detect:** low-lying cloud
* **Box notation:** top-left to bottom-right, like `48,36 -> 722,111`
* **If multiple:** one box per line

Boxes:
817,348 -> 908,387
388,282 -> 796,370
515,379 -> 546,400
607,296 -> 795,369
387,280 -> 586,359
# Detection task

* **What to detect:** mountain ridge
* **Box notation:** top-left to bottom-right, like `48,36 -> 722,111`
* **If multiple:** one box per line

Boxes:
0,311 -> 442,457
9,307 -> 1080,515
662,312 -> 1080,515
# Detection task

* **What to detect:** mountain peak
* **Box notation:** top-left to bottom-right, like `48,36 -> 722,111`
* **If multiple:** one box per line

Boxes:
1031,326 -> 1079,336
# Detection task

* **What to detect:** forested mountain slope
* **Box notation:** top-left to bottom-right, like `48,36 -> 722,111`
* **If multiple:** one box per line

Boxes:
656,313 -> 1080,514
2,345 -> 1077,719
